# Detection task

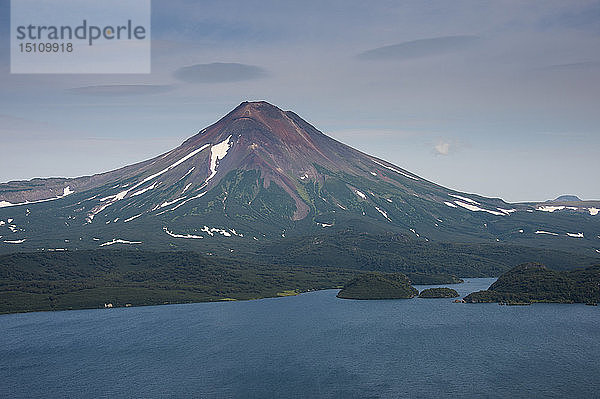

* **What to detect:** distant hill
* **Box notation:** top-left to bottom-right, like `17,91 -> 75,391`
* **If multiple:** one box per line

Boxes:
548,195 -> 582,202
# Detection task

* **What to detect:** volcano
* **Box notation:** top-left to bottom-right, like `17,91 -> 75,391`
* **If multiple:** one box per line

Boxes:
0,101 -> 598,257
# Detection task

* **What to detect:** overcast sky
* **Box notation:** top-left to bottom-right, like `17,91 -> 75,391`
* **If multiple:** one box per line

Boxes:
1,0 -> 599,202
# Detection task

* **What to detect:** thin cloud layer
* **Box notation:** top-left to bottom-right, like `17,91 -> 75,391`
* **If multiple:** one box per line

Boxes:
357,35 -> 480,61
173,63 -> 268,83
434,141 -> 450,155
533,61 -> 600,73
67,85 -> 174,96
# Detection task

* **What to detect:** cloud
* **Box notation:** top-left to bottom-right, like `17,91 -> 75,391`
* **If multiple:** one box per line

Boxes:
434,141 -> 450,155
532,61 -> 600,73
66,85 -> 174,96
173,63 -> 268,83
357,35 -> 480,61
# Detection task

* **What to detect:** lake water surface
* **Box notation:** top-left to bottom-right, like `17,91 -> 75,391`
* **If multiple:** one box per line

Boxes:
2,278 -> 599,398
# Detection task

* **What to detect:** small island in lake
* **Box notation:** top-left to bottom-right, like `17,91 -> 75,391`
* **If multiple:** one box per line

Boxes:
337,272 -> 418,300
464,263 -> 600,305
418,287 -> 460,298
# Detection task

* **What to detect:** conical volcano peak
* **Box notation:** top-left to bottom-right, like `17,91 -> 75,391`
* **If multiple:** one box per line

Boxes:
229,101 -> 295,131
235,100 -> 283,115
0,101 -> 598,257
187,100 -> 322,150
221,101 -> 289,127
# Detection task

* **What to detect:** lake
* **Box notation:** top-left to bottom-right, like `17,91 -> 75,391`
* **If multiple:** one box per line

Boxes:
1,278 -> 599,398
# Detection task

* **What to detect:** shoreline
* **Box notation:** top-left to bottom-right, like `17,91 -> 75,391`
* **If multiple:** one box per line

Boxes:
0,287 -> 344,316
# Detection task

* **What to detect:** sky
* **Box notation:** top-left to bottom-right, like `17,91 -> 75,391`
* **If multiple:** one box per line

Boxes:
0,0 -> 599,202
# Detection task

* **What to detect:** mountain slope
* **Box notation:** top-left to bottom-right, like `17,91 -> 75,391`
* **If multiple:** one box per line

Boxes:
0,101 -> 598,258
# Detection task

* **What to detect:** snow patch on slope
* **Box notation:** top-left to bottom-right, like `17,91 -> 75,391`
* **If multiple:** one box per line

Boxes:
100,239 -> 142,246
449,194 -> 479,205
372,159 -> 418,180
535,230 -> 559,236
205,135 -> 233,184
201,226 -> 239,237
3,239 -> 26,244
169,191 -> 207,211
497,208 -> 516,215
86,144 -> 210,222
123,214 -> 143,223
182,183 -> 193,194
131,182 -> 157,197
179,167 -> 195,182
375,206 -> 391,221
138,145 -> 210,188
160,197 -> 186,208
0,186 -> 74,208
163,227 -> 203,239
454,201 -> 505,216
537,206 -> 565,213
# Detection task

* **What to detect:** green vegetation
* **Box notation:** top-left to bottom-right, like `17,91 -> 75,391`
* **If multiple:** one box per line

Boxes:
276,290 -> 300,297
336,272 -> 418,300
418,287 -> 460,298
406,273 -> 463,285
257,231 -> 598,277
464,263 -> 600,304
0,245 -> 476,314
0,250 -> 360,314
3,243 -> 596,313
